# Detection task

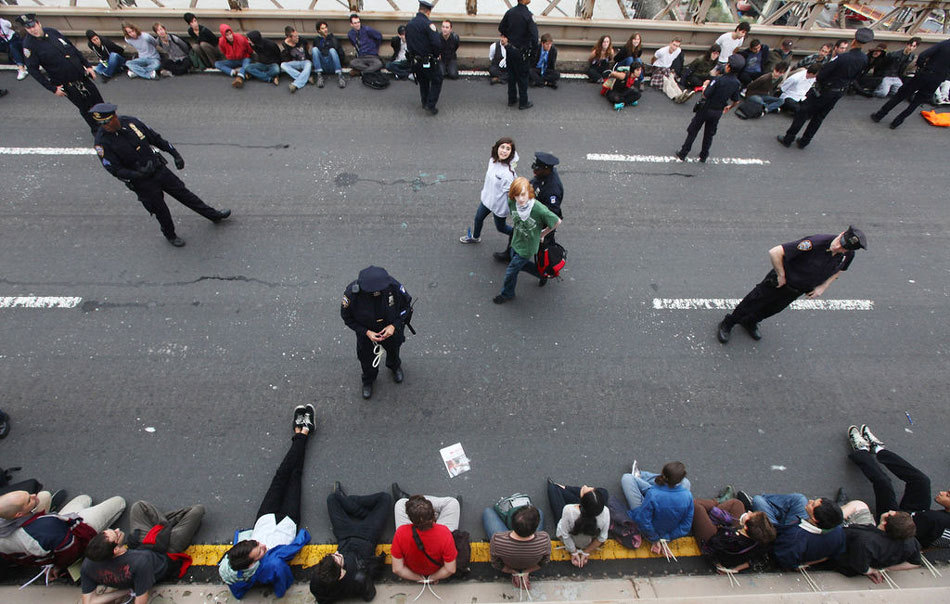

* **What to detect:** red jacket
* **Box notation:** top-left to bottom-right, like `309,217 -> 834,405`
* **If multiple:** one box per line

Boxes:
218,24 -> 252,60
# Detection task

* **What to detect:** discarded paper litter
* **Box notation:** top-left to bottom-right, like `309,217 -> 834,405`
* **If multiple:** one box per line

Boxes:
440,443 -> 471,477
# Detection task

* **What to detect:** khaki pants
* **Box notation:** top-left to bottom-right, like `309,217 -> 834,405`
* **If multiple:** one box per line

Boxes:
59,495 -> 126,532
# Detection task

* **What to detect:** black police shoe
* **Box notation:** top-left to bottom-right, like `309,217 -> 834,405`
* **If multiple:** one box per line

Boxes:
870,112 -> 883,123
795,138 -> 808,149
0,409 -> 9,439
167,237 -> 186,247
717,320 -> 733,344
776,135 -> 792,148
538,277 -> 548,287
426,107 -> 438,116
391,482 -> 410,501
508,99 -> 518,107
493,250 -> 511,263
392,367 -> 404,383
518,102 -> 533,110
835,487 -> 849,506
333,481 -> 347,497
211,209 -> 231,223
362,383 -> 373,399
674,150 -> 686,161
493,295 -> 510,304
741,322 -> 762,340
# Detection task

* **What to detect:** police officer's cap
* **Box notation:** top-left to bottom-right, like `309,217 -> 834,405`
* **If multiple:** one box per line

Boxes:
418,0 -> 435,8
533,152 -> 559,167
727,54 -> 746,71
89,103 -> 118,123
15,13 -> 38,27
841,226 -> 867,251
855,27 -> 874,44
357,266 -> 391,292
398,25 -> 407,35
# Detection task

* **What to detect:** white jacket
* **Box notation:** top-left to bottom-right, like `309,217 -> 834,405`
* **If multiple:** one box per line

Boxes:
479,152 -> 518,217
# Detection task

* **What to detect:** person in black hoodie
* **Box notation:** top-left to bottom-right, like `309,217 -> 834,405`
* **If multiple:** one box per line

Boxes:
387,25 -> 411,80
182,12 -> 220,69
439,19 -> 460,79
86,29 -> 127,81
246,30 -> 281,85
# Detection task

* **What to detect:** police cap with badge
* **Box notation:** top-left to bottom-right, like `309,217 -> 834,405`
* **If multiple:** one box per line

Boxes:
840,225 -> 867,251
532,151 -> 559,171
15,13 -> 38,27
727,53 -> 746,72
353,266 -> 392,294
89,102 -> 118,124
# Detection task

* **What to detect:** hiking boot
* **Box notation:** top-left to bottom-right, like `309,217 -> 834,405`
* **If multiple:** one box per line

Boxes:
232,76 -> 244,88
736,490 -> 754,512
848,425 -> 870,452
317,73 -> 325,88
861,424 -> 885,453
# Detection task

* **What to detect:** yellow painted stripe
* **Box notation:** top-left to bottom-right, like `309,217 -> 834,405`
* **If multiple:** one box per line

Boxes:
185,538 -> 702,567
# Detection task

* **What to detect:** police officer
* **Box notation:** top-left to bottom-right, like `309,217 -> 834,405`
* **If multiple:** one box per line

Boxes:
717,226 -> 867,344
90,103 -> 231,247
871,37 -> 950,129
498,0 -> 538,110
18,14 -> 104,135
531,151 -> 563,240
405,1 -> 444,115
675,54 -> 744,163
778,27 -> 873,149
341,267 -> 413,399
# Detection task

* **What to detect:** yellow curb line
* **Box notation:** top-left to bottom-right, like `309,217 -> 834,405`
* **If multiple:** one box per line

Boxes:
185,538 -> 702,567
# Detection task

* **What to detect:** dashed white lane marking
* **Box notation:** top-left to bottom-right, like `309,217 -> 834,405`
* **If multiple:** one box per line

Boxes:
653,298 -> 874,311
588,153 -> 771,166
0,297 -> 82,308
0,147 -> 95,155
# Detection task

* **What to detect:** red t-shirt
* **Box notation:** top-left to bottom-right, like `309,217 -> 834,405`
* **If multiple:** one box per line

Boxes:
391,524 -> 457,576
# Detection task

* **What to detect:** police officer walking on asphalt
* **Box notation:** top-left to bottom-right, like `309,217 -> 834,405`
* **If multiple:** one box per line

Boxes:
871,36 -> 950,130
90,103 -> 231,247
406,1 -> 444,115
18,13 -> 104,134
717,226 -> 867,344
341,266 -> 413,400
778,28 -> 873,149
675,54 -> 744,163
531,152 -> 563,242
499,0 -> 539,110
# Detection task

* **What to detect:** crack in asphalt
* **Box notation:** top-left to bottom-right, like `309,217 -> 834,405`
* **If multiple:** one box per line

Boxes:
0,276 -> 310,289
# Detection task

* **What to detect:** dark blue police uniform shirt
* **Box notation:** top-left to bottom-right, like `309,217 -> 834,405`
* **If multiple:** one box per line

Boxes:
781,234 -> 854,291
405,12 -> 441,59
817,48 -> 868,91
702,73 -> 742,111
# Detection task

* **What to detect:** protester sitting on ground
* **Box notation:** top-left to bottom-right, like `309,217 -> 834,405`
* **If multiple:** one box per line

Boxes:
388,25 -> 411,81
547,479 -> 609,568
737,38 -> 770,85
744,62 -> 789,111
216,24 -> 253,88
650,37 -> 682,88
280,26 -> 312,93
692,495 -> 775,572
741,491 -> 844,569
153,22 -> 192,77
86,29 -> 127,81
348,13 -> 383,74
769,39 -> 794,70
485,503 -> 550,591
81,500 -> 203,604
621,462 -> 693,554
795,43 -> 831,69
0,490 -> 123,573
614,32 -> 643,68
390,485 -> 459,583
846,424 -> 950,549
309,484 -> 390,603
714,22 -> 750,72
830,38 -> 850,61
246,31 -> 282,86
0,17 -> 28,81
529,33 -> 559,88
218,404 -> 315,599
440,20 -> 460,80
604,64 -> 643,110
312,21 -> 345,88
835,498 -> 921,583
182,12 -> 221,69
680,43 -> 720,91
775,63 -> 819,113
853,43 -> 888,96
123,22 -> 161,80
488,34 -> 508,84
586,35 -> 615,83
875,37 -> 919,97
460,137 -> 516,245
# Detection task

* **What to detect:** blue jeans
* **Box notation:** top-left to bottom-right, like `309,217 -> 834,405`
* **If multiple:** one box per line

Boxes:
387,59 -> 412,79
311,48 -> 342,74
748,94 -> 783,113
215,58 -> 250,78
281,59 -> 312,88
481,506 -> 545,539
95,52 -> 127,78
473,203 -> 512,239
127,56 -> 160,79
499,251 -> 541,299
0,35 -> 25,66
752,493 -> 807,526
246,62 -> 280,82
621,471 -> 692,510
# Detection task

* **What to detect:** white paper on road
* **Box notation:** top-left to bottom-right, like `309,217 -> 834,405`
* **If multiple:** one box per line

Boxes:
440,443 -> 471,478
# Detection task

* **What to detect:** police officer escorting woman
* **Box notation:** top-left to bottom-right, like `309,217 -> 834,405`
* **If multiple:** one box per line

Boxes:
406,1 -> 444,115
499,0 -> 539,110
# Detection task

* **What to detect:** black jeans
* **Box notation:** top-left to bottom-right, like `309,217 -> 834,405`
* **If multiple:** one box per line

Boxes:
356,332 -> 403,385
547,483 -> 584,525
873,73 -> 943,126
257,433 -> 309,525
781,89 -> 842,146
506,46 -> 529,107
327,491 -> 391,544
724,271 -> 802,328
849,449 -> 932,520
679,108 -> 724,160
63,78 -> 104,134
132,166 -> 219,239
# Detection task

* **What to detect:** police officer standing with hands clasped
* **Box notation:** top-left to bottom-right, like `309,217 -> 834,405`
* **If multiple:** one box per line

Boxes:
341,267 -> 413,400
90,103 -> 231,247
499,0 -> 539,110
778,27 -> 873,149
18,13 -> 104,134
717,226 -> 867,344
406,1 -> 444,115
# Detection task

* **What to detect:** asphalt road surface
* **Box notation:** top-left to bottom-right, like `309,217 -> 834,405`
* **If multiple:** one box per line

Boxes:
1,71 -> 947,545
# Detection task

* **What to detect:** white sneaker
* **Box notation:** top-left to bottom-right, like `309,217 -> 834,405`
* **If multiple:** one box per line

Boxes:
230,69 -> 238,77
159,69 -> 172,78
459,235 -> 480,244
17,69 -> 28,81
128,70 -> 137,79
631,460 -> 640,478
848,425 -> 870,452
861,424 -> 885,453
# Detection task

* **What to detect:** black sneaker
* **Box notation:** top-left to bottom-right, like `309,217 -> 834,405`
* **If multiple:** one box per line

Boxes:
741,322 -> 762,340
391,482 -> 410,501
848,425 -> 870,452
492,295 -> 510,304
835,487 -> 849,506
293,404 -> 308,429
674,150 -> 686,162
860,424 -> 885,453
167,237 -> 186,247
302,403 -> 316,432
776,135 -> 792,148
49,489 -> 67,513
736,490 -> 754,512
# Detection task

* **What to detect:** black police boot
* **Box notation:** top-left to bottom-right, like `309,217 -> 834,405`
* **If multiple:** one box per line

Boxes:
717,320 -> 733,344
493,250 -> 511,263
888,120 -> 902,130
674,150 -> 687,161
870,112 -> 883,123
795,138 -> 808,149
741,322 -> 762,341
211,209 -> 231,223
391,482 -> 410,501
776,135 -> 792,148
538,277 -> 548,287
361,382 -> 373,399
167,237 -> 186,247
333,481 -> 347,497
392,367 -> 404,383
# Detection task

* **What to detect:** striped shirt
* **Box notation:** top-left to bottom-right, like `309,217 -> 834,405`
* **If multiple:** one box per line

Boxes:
489,531 -> 551,572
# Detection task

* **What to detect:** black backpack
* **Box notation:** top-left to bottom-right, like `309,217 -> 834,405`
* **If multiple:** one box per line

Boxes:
536,240 -> 567,279
735,98 -> 765,119
361,71 -> 390,90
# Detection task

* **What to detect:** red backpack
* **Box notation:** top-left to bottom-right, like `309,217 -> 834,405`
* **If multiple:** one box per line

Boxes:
536,240 -> 567,279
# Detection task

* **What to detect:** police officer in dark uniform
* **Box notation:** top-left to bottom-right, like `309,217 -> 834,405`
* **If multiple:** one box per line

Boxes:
675,54 -> 744,163
18,14 -> 104,135
341,266 -> 413,399
871,37 -> 950,129
498,0 -> 539,110
717,226 -> 867,344
532,151 -> 563,240
778,28 -> 874,149
90,103 -> 231,247
405,1 -> 444,115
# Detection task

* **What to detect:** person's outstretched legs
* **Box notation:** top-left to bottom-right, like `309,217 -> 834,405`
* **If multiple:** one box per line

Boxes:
257,409 -> 314,525
876,449 -> 932,513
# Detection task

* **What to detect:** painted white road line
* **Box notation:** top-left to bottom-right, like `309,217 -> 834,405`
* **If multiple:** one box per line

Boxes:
653,298 -> 874,311
0,297 -> 83,308
0,147 -> 95,155
588,153 -> 770,166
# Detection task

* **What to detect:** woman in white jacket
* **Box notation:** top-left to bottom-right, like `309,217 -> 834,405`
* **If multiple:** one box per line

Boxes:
460,137 -> 518,245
